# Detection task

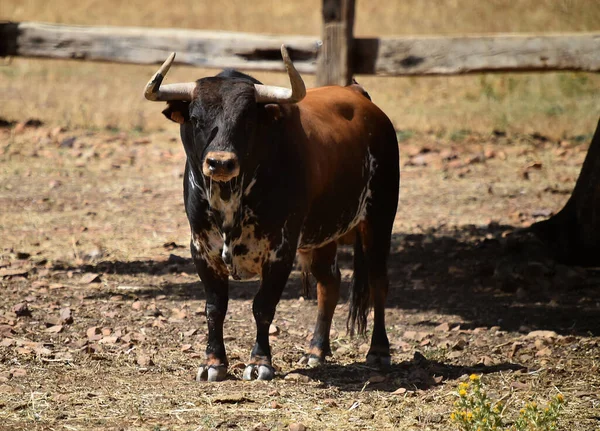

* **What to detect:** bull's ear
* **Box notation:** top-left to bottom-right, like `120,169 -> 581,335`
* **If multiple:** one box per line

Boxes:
264,103 -> 284,122
162,101 -> 190,124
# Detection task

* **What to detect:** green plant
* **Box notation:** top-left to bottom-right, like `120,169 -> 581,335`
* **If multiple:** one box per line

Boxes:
450,374 -> 565,431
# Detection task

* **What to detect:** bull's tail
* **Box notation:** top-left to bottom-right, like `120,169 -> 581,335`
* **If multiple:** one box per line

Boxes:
347,231 -> 370,336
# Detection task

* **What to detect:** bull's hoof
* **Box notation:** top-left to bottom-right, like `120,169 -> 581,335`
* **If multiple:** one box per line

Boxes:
196,364 -> 227,382
366,353 -> 392,368
298,354 -> 325,368
242,364 -> 274,381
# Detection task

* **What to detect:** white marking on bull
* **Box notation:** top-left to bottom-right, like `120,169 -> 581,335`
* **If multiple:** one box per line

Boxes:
192,227 -> 227,276
268,225 -> 288,263
244,176 -> 257,196
208,183 -> 242,228
228,222 -> 271,280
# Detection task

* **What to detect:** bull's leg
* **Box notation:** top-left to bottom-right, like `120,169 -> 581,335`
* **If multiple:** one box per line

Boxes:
243,255 -> 295,381
191,245 -> 230,382
305,242 -> 340,367
353,221 -> 392,367
362,198 -> 397,366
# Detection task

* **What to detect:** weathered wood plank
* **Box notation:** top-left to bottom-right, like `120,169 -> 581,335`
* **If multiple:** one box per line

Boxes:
0,21 -> 320,73
2,22 -> 600,75
355,34 -> 600,75
316,0 -> 355,86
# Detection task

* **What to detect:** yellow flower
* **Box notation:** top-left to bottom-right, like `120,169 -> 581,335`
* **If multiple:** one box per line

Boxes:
467,412 -> 473,420
459,389 -> 467,397
469,374 -> 480,382
450,412 -> 456,420
459,382 -> 470,390
556,394 -> 564,403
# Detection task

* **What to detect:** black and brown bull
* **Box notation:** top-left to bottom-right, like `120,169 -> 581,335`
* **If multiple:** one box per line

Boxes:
144,46 -> 400,381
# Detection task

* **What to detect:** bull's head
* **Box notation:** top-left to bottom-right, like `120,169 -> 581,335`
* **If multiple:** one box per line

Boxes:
144,45 -> 306,183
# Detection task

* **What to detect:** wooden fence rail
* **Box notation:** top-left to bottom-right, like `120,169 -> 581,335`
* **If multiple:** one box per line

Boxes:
1,21 -> 600,78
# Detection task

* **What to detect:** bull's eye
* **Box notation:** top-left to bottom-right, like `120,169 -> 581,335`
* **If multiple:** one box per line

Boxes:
207,127 -> 218,144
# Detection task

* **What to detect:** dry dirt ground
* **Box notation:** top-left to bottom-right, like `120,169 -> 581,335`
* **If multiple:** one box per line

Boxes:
1,123 -> 599,430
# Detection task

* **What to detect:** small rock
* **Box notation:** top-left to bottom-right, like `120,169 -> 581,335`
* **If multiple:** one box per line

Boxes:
12,303 -> 31,317
367,374 -> 386,384
526,330 -> 558,339
535,347 -> 552,357
136,353 -> 154,367
60,136 -> 76,148
60,308 -> 73,324
269,324 -> 280,336
284,373 -> 311,383
289,423 -> 307,431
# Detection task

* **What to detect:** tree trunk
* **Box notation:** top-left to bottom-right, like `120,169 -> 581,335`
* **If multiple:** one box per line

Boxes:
531,116 -> 600,265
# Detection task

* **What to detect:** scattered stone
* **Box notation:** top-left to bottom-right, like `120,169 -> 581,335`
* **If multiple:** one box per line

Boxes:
60,308 -> 73,324
136,353 -> 154,367
526,330 -> 558,339
12,303 -> 31,317
284,373 -> 312,383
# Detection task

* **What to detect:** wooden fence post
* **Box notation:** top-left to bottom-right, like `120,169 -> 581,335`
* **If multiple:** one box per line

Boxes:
316,0 -> 356,87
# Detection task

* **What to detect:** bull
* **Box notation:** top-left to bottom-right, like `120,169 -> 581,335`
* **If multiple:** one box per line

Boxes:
144,46 -> 399,381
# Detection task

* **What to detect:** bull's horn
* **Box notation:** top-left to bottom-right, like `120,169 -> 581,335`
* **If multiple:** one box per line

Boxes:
144,52 -> 196,101
254,45 -> 306,104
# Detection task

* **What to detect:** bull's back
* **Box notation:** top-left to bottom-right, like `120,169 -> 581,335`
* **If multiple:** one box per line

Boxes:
294,86 -> 398,249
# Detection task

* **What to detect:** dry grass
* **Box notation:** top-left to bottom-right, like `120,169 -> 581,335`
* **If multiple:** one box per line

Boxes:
1,0 -> 600,136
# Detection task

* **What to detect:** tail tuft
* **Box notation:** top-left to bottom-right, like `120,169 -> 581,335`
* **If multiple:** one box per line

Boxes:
347,232 -> 370,336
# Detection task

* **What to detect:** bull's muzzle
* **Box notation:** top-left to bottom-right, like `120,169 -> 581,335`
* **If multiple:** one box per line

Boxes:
203,151 -> 240,182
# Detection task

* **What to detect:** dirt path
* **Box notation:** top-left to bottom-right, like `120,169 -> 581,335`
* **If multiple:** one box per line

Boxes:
1,125 -> 599,430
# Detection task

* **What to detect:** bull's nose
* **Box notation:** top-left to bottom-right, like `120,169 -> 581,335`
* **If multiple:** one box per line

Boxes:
203,151 -> 240,182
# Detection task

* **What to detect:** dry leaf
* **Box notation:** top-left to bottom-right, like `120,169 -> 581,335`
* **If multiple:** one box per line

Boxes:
435,322 -> 450,332
45,325 -> 63,334
60,308 -> 73,324
99,336 -> 119,344
86,327 -> 103,341
391,387 -> 407,395
80,273 -> 101,284
183,328 -> 197,337
11,368 -> 27,378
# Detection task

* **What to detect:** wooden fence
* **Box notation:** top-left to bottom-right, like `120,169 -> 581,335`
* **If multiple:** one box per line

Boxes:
1,0 -> 599,86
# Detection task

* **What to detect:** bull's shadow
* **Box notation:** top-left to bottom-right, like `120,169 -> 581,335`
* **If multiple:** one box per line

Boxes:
61,223 -> 600,336
284,352 -> 525,393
